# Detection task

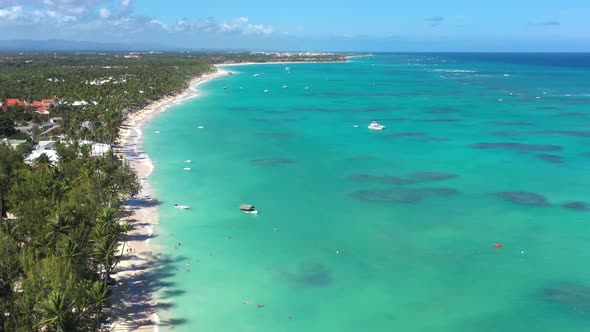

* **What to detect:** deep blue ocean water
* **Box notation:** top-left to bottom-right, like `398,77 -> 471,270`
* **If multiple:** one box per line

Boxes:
144,53 -> 590,331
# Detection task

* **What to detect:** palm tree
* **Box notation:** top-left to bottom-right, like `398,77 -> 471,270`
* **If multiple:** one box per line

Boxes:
90,224 -> 119,285
62,237 -> 82,270
84,281 -> 110,330
35,290 -> 77,332
44,213 -> 72,248
33,153 -> 54,172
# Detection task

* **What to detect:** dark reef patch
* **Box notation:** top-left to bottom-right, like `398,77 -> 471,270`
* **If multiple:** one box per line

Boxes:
562,202 -> 588,211
346,155 -> 376,161
255,132 -> 294,138
347,174 -> 411,185
536,154 -> 563,164
294,107 -> 336,112
408,172 -> 458,182
534,130 -> 590,138
537,106 -> 564,110
553,112 -> 587,118
281,263 -> 333,288
488,121 -> 533,126
495,191 -> 550,206
347,172 -> 456,185
295,107 -> 399,114
254,118 -> 298,123
350,188 -> 458,204
419,118 -> 463,122
384,132 -> 426,138
383,132 -> 448,141
489,131 -> 522,137
424,107 -> 459,114
470,142 -> 562,152
264,110 -> 295,114
250,158 -> 296,166
228,107 -> 259,112
541,282 -> 590,313
345,117 -> 409,123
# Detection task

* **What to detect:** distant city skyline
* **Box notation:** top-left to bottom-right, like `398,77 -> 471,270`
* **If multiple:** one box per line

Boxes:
0,0 -> 589,51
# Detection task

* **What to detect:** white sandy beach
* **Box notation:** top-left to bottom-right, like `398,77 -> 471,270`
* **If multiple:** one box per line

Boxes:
110,69 -> 228,332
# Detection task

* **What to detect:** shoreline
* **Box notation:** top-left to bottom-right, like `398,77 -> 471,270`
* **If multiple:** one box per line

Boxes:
110,58 -> 353,331
217,55 -> 372,68
110,69 -> 228,331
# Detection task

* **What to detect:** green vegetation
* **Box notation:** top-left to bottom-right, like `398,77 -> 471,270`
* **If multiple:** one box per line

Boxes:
0,142 -> 140,330
0,51 -> 354,330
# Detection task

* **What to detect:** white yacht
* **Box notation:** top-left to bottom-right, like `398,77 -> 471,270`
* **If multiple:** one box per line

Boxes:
368,121 -> 386,130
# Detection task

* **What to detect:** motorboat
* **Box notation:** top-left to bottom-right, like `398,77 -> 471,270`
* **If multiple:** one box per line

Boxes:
174,204 -> 190,210
240,204 -> 259,215
197,126 -> 204,129
184,160 -> 192,163
264,89 -> 269,93
183,167 -> 191,171
368,121 -> 385,130
282,85 -> 289,89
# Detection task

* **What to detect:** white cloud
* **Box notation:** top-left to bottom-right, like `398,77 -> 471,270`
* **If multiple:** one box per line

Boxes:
220,17 -> 273,35
0,5 -> 23,20
0,0 -> 276,42
99,7 -> 110,19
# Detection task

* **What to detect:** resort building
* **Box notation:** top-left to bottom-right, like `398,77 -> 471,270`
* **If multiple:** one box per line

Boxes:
25,140 -> 112,165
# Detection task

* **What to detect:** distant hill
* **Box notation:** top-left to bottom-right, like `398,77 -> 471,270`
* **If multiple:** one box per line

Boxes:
0,39 -> 172,52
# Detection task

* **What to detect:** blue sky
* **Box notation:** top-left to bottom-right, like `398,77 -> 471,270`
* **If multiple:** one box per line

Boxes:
0,0 -> 589,51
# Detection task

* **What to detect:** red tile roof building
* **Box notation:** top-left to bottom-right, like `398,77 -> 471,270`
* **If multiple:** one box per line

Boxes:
5,99 -> 26,107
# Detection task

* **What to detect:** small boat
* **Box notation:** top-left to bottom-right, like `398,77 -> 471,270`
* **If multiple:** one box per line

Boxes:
253,73 -> 261,77
285,67 -> 291,71
304,87 -> 310,90
223,86 -> 228,90
197,126 -> 204,129
184,160 -> 192,163
154,131 -> 161,134
183,167 -> 191,171
282,85 -> 289,89
353,125 -> 359,128
264,89 -> 269,93
174,204 -> 190,210
240,204 -> 259,215
368,121 -> 385,130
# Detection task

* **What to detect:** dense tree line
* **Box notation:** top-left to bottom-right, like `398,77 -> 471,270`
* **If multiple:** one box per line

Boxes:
0,142 -> 139,331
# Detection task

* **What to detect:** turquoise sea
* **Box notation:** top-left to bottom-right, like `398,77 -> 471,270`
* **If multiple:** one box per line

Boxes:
143,54 -> 590,332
